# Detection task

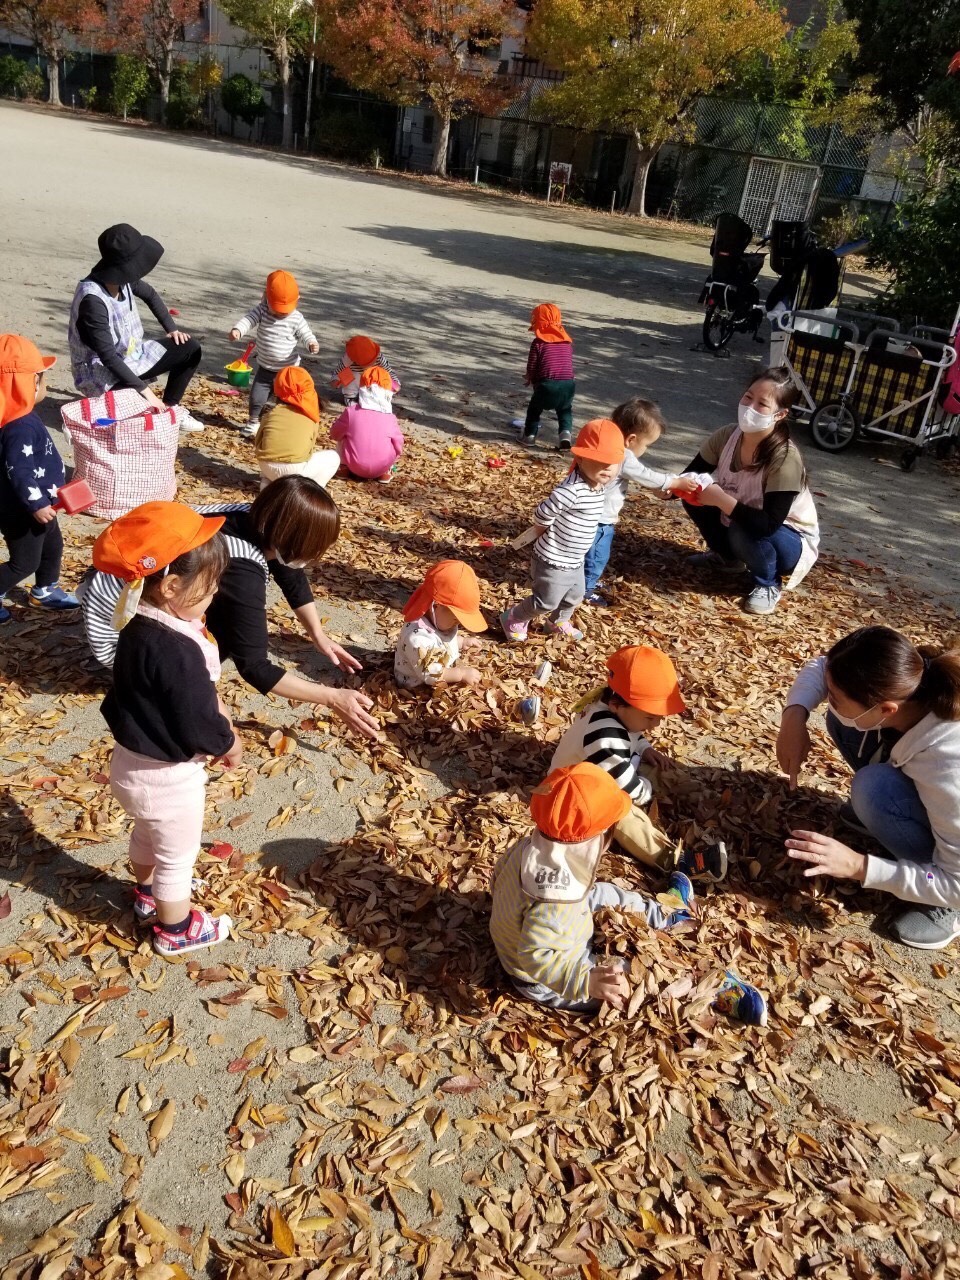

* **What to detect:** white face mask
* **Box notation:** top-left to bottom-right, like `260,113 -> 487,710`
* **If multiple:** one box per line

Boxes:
273,550 -> 309,569
738,403 -> 779,434
830,702 -> 885,731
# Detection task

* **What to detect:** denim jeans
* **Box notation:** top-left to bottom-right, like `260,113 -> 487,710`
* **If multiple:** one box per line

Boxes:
584,523 -> 616,592
508,881 -> 668,1013
826,711 -> 935,863
683,503 -> 802,588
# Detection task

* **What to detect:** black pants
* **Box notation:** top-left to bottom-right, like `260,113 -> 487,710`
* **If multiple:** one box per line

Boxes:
0,511 -> 63,594
139,336 -> 202,405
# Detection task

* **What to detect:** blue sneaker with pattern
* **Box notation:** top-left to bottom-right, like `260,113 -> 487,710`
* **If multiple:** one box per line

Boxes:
713,970 -> 768,1026
28,585 -> 80,610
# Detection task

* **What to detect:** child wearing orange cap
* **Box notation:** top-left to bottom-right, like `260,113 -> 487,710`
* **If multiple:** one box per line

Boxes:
255,366 -> 340,491
489,763 -> 695,1012
329,367 -> 405,483
330,335 -> 397,406
229,271 -> 320,437
552,645 -> 728,881
395,560 -> 486,689
500,419 -> 624,643
510,303 -> 576,450
94,501 -> 241,957
0,334 -> 80,622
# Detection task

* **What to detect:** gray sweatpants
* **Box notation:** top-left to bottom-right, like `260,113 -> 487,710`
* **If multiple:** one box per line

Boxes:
512,555 -> 584,625
509,882 -> 670,1013
248,363 -> 278,422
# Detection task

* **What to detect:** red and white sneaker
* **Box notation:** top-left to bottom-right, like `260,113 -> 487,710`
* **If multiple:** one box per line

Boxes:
133,879 -> 206,925
153,909 -> 232,957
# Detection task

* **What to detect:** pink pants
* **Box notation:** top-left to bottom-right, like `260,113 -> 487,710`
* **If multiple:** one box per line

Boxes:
109,745 -> 207,900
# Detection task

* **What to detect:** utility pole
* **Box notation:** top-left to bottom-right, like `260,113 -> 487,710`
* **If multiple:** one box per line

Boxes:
304,2 -> 318,148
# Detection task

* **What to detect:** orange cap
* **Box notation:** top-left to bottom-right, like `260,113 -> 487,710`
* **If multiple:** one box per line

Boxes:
403,559 -> 486,632
0,334 -> 56,427
528,303 -> 571,344
606,645 -> 685,715
571,419 -> 625,466
273,365 -> 320,422
530,763 -> 631,843
360,365 -> 392,390
92,501 -> 225,582
345,335 -> 380,366
266,270 -> 299,315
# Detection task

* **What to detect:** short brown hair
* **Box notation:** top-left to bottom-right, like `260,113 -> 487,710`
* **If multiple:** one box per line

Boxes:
250,476 -> 341,565
828,626 -> 960,722
611,397 -> 666,441
141,533 -> 229,606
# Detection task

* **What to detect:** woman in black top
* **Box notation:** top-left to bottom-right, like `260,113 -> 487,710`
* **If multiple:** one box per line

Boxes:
79,476 -> 380,740
66,223 -> 205,432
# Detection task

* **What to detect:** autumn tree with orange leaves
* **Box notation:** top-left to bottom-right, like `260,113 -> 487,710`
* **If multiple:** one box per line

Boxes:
320,0 -> 519,177
0,0 -> 103,105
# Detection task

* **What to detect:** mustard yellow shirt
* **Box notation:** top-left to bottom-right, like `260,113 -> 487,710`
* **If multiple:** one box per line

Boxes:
255,402 -> 319,464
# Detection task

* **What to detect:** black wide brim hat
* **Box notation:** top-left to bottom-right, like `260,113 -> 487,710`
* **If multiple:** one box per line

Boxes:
92,223 -> 164,286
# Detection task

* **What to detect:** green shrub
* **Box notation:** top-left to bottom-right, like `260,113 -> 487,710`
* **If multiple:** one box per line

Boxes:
78,85 -> 97,110
869,175 -> 960,328
311,108 -> 385,164
221,72 -> 265,128
112,54 -> 150,118
166,62 -> 203,130
0,54 -> 27,97
21,67 -> 45,100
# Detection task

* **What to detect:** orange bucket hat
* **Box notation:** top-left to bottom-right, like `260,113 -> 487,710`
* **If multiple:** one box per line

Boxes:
403,560 -> 487,632
571,419 -> 625,466
606,645 -> 685,715
0,334 -> 56,428
530,763 -> 631,843
345,335 -> 380,366
529,303 -> 571,344
360,366 -> 392,390
265,270 -> 299,315
273,365 -> 320,422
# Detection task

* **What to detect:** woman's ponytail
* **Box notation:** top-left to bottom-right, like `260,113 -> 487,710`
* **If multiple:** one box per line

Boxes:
917,645 -> 960,721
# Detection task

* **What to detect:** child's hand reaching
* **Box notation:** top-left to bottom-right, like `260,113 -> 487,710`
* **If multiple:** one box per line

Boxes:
218,733 -> 243,770
642,746 -> 674,770
308,341 -> 320,354
444,665 -> 482,687
589,963 -> 631,1010
460,635 -> 483,652
667,476 -> 701,496
32,505 -> 56,525
228,328 -> 242,342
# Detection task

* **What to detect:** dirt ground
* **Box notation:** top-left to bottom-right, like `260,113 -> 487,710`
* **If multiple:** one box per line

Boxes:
2,103 -> 960,1280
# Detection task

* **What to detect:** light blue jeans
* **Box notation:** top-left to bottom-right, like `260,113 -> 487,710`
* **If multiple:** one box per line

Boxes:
827,712 -> 935,863
584,523 -> 616,593
509,881 -> 668,1013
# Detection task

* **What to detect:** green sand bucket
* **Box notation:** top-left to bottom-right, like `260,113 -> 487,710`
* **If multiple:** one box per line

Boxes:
225,341 -> 255,388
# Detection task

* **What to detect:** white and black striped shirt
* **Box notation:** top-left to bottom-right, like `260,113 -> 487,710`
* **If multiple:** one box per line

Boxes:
549,701 -> 653,804
233,304 -> 317,372
532,470 -> 608,569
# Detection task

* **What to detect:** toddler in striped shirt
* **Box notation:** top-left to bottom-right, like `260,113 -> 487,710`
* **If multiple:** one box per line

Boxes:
552,645 -> 728,881
500,419 -> 623,643
229,270 -> 319,437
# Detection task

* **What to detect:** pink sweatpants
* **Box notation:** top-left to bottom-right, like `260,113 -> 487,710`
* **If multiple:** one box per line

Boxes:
109,744 -> 207,900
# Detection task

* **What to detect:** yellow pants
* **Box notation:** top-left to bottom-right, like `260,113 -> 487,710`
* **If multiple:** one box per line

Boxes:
613,804 -> 675,869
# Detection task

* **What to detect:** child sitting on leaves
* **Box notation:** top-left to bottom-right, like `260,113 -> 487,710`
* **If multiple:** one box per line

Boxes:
584,398 -> 700,606
229,270 -> 320,438
330,366 -> 405,483
330,335 -> 397,405
552,645 -> 727,881
489,762 -> 695,1012
395,560 -> 486,690
255,366 -> 340,491
500,418 -> 623,644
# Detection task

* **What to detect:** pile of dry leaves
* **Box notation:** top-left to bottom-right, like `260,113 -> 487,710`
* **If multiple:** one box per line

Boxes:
2,378 -> 960,1280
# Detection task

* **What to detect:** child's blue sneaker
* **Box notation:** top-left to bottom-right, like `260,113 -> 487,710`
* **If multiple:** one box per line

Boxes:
660,870 -> 695,927
713,970 -> 768,1026
583,589 -> 609,607
28,585 -> 80,611
0,604 -> 11,625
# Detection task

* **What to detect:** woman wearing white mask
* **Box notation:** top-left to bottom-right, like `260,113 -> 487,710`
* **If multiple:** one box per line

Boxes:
680,366 -> 819,614
777,626 -> 960,950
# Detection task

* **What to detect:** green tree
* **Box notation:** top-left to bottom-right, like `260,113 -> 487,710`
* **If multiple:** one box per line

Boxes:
111,52 -> 150,118
869,173 -> 960,328
107,0 -> 204,125
0,0 -> 102,106
526,0 -> 785,216
221,70 -> 266,134
319,0 -> 519,177
219,0 -> 312,149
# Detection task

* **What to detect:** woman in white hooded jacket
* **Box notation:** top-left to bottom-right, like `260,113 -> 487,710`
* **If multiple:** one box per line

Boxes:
777,626 -> 960,950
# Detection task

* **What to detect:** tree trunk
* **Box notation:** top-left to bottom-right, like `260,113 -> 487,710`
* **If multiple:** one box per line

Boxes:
626,138 -> 661,217
278,37 -> 293,149
158,45 -> 173,125
431,108 -> 452,177
45,46 -> 61,107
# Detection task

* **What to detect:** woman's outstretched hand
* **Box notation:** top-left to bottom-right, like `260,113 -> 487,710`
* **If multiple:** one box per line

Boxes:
777,705 -> 813,790
313,632 -> 363,673
786,830 -> 867,882
327,687 -> 380,740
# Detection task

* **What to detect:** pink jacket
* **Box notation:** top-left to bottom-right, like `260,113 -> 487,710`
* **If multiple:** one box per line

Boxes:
330,405 -> 404,479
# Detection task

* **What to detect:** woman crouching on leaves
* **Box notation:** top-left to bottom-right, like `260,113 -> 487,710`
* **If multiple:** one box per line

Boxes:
681,366 -> 819,615
778,626 -> 960,950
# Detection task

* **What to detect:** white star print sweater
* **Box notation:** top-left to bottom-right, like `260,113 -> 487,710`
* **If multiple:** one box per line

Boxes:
0,410 -> 65,516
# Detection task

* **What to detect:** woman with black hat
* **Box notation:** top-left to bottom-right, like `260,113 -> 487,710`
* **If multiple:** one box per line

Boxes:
67,224 -> 205,433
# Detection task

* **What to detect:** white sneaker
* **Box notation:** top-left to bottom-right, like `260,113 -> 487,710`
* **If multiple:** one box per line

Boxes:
240,421 -> 259,438
177,410 -> 205,433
